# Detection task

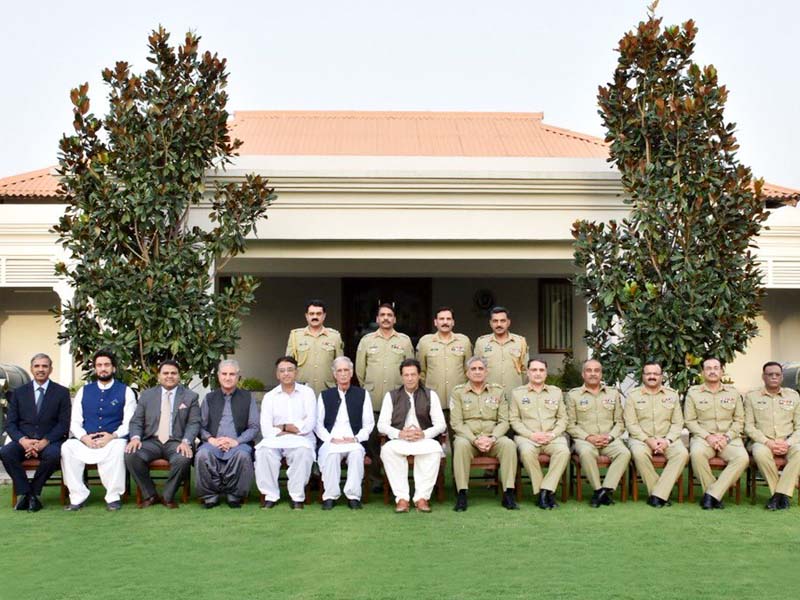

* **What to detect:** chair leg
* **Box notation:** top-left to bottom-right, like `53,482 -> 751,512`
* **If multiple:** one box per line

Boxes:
621,469 -> 628,502
11,484 -> 18,508
560,469 -> 568,503
687,463 -> 695,503
182,471 -> 190,504
677,473 -> 684,503
631,464 -> 638,502
575,462 -> 583,502
436,458 -> 446,502
735,479 -> 741,505
750,466 -> 757,506
515,466 -> 522,501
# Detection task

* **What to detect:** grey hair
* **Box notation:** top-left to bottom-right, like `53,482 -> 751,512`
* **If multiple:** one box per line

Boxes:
217,359 -> 241,373
331,356 -> 354,372
466,356 -> 488,369
30,353 -> 53,366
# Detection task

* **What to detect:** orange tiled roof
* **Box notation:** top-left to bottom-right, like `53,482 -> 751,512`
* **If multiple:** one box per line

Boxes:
0,167 -> 59,198
229,110 -> 609,158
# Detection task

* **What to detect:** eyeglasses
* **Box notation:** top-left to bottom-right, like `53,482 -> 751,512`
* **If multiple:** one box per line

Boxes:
277,367 -> 296,374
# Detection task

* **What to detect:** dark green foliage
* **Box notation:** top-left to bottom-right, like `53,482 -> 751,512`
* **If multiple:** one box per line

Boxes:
573,5 -> 767,393
54,27 -> 276,387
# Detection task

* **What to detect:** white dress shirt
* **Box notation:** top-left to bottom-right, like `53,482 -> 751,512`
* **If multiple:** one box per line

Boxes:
257,383 -> 317,450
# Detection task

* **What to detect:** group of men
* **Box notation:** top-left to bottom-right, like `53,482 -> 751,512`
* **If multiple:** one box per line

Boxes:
2,300 -> 799,514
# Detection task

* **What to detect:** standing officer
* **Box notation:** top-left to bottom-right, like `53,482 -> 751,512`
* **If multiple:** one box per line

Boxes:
684,357 -> 748,510
355,303 -> 414,488
474,306 -> 528,395
566,359 -> 630,508
416,306 -> 472,427
509,358 -> 569,509
624,362 -> 688,508
744,361 -> 800,510
285,299 -> 344,396
450,356 -> 518,512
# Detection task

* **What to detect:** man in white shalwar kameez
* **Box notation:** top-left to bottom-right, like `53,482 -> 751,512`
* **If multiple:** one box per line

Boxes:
314,356 -> 374,509
255,356 -> 316,509
378,358 -> 446,513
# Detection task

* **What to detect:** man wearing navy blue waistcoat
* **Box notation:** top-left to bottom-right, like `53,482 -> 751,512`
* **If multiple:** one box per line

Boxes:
0,353 -> 71,512
61,349 -> 136,511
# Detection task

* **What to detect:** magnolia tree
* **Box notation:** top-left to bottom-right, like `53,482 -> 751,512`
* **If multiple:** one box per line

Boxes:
572,5 -> 768,393
54,27 -> 275,387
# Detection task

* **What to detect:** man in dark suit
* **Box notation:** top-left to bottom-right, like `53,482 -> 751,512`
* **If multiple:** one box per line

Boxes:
0,353 -> 71,512
124,360 -> 200,508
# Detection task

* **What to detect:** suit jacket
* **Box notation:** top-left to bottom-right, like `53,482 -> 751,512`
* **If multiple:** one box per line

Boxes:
129,384 -> 201,444
5,380 -> 71,443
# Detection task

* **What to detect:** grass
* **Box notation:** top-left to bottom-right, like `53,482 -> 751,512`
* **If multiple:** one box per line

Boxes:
3,479 -> 800,600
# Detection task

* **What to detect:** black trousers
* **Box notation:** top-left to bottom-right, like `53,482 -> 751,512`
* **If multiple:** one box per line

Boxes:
124,439 -> 191,502
0,440 -> 62,497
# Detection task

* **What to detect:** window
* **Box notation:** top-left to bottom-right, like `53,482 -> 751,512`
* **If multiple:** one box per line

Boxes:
539,279 -> 573,353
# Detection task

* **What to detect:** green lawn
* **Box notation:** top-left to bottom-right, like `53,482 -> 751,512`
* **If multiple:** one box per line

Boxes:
3,481 -> 799,600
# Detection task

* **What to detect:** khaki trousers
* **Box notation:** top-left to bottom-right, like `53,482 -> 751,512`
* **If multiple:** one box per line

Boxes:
515,436 -> 569,494
453,436 -> 517,492
573,438 -> 631,491
750,442 -> 800,497
689,437 -> 748,501
629,439 -> 688,501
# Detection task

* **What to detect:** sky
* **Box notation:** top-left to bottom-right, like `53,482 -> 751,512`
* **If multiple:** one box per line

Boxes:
2,0 -> 798,189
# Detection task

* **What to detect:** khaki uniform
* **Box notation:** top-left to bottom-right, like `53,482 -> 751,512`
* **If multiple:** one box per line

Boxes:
474,333 -> 528,394
509,384 -> 569,495
744,386 -> 800,497
416,332 -> 472,409
285,327 -> 344,396
355,330 -> 414,411
684,383 -> 748,501
566,385 -> 631,491
624,385 -> 688,501
450,382 -> 517,491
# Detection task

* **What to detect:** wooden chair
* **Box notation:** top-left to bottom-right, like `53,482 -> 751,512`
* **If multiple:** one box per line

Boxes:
133,458 -> 191,504
319,455 -> 373,504
9,458 -> 67,507
514,453 -> 568,503
380,433 -> 447,504
629,454 -> 684,503
746,456 -> 800,506
464,456 -> 501,495
687,457 -> 741,504
83,463 -> 130,503
570,454 -> 628,502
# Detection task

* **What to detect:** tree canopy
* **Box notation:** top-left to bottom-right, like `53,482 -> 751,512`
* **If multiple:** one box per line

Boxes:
572,4 -> 768,393
54,27 -> 275,387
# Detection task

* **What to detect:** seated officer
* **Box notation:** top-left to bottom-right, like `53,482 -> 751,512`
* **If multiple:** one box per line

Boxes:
450,356 -> 518,512
509,358 -> 569,509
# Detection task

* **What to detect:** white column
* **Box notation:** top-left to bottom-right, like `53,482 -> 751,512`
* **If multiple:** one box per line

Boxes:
53,280 -> 75,387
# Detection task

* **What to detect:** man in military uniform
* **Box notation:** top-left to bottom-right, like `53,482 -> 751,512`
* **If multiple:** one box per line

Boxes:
355,303 -> 414,487
624,362 -> 688,508
285,300 -> 344,396
416,306 -> 472,429
684,357 -> 748,510
450,356 -> 518,511
566,359 -> 630,507
509,358 -> 569,509
744,361 -> 800,510
475,306 -> 528,394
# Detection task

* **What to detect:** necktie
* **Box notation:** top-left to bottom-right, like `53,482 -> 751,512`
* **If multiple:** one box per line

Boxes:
36,387 -> 45,414
157,390 -> 173,444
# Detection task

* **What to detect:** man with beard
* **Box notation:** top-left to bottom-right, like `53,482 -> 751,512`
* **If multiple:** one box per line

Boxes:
285,300 -> 344,396
61,349 -> 137,511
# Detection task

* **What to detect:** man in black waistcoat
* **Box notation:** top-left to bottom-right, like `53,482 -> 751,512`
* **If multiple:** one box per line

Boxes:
0,353 -> 71,512
313,356 -> 374,509
195,359 -> 259,508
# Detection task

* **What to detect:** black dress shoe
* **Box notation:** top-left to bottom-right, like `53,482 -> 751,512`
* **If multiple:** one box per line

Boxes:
453,490 -> 468,512
766,494 -> 780,510
537,490 -> 550,510
600,487 -> 615,505
590,489 -> 603,508
700,493 -> 716,510
106,501 -> 122,511
779,494 -> 792,509
647,495 -> 666,508
64,502 -> 85,512
15,494 -> 30,511
261,499 -> 277,509
501,489 -> 519,510
290,501 -> 305,510
227,499 -> 243,509
202,497 -> 220,509
714,497 -> 724,509
28,495 -> 43,512
321,499 -> 335,510
347,499 -> 363,510
546,490 -> 558,509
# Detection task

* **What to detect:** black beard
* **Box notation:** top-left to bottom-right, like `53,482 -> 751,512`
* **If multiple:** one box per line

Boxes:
97,373 -> 114,382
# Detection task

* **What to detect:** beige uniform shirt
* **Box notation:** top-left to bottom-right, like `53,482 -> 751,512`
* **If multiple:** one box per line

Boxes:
474,333 -> 529,392
684,383 -> 744,439
565,384 -> 624,440
509,383 -> 566,439
623,385 -> 683,442
285,326 -> 344,396
355,330 -> 414,411
416,332 -> 472,409
449,382 -> 509,442
744,386 -> 800,445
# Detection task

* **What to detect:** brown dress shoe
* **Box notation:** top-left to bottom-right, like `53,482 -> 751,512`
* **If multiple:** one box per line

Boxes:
414,499 -> 431,513
137,494 -> 161,509
395,499 -> 410,513
162,499 -> 180,509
